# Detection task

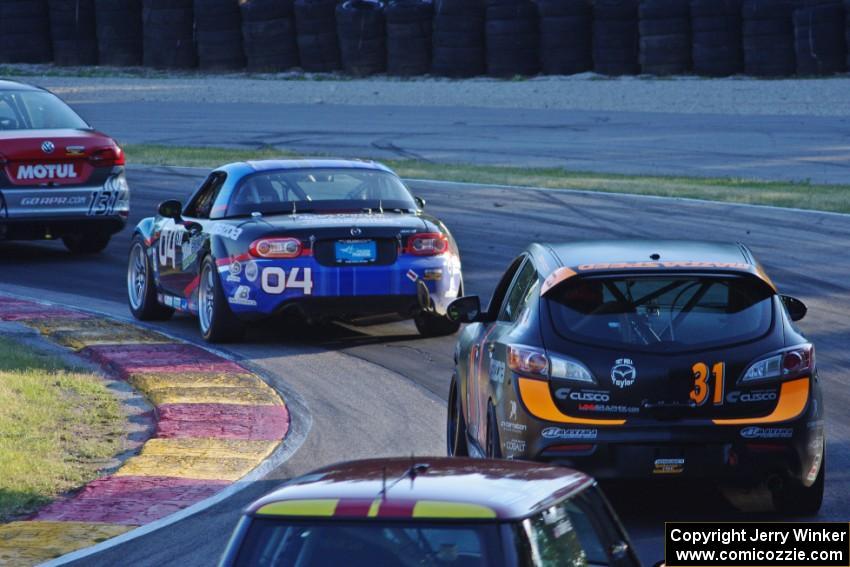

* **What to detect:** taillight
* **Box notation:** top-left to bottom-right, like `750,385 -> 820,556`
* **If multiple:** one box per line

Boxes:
250,238 -> 302,258
506,345 -> 595,383
89,146 -> 125,167
406,232 -> 449,256
508,345 -> 549,376
741,344 -> 814,383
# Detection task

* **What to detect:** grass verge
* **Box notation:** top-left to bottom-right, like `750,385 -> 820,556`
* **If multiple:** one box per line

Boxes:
0,336 -> 123,521
125,143 -> 850,214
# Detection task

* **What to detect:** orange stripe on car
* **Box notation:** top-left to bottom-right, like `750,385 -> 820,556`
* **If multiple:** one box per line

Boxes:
518,377 -> 626,425
713,378 -> 809,425
540,267 -> 577,295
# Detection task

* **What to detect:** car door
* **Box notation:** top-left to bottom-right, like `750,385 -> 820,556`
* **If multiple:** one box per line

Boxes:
156,172 -> 225,297
473,256 -> 538,448
463,256 -> 525,445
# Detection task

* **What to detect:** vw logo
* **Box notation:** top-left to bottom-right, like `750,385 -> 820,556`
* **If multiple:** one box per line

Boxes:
41,141 -> 55,154
610,358 -> 637,389
350,227 -> 362,236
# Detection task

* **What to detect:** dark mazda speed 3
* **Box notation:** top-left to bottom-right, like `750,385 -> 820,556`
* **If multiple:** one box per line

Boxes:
447,240 -> 824,515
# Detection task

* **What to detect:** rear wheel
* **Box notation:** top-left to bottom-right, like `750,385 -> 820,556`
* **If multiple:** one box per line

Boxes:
447,374 -> 469,457
198,255 -> 245,343
486,403 -> 502,459
127,235 -> 173,321
63,232 -> 111,254
772,450 -> 825,516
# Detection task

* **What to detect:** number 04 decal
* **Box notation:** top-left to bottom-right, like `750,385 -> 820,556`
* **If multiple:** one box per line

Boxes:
690,362 -> 725,406
261,267 -> 313,295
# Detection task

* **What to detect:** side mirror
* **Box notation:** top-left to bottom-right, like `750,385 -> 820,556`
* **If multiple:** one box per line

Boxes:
158,199 -> 182,220
782,295 -> 807,322
447,296 -> 483,324
414,196 -> 426,209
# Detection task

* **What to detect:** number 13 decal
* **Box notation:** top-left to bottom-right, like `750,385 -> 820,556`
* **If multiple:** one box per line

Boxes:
690,362 -> 725,406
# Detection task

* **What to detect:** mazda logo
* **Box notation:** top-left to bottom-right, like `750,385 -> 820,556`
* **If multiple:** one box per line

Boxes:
350,227 -> 362,236
610,358 -> 637,388
41,141 -> 55,154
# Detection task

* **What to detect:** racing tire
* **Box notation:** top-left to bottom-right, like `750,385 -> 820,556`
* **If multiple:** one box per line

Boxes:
127,236 -> 174,321
486,403 -> 502,459
772,451 -> 825,516
198,255 -> 246,343
414,311 -> 461,337
63,232 -> 110,254
447,374 -> 469,457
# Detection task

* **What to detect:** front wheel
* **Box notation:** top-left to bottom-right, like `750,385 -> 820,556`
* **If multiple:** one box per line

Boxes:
415,311 -> 461,337
64,232 -> 111,254
447,374 -> 469,457
198,255 -> 245,343
772,451 -> 825,516
127,235 -> 173,321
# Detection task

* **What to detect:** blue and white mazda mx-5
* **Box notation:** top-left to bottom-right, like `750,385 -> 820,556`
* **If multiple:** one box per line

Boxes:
127,159 -> 463,342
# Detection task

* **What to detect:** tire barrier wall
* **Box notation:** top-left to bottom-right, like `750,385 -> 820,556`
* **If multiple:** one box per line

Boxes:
337,0 -> 386,75
294,0 -> 341,72
48,0 -> 98,66
194,0 -> 245,70
18,0 -> 850,77
593,0 -> 640,75
142,0 -> 196,69
639,0 -> 691,75
95,0 -> 143,66
432,0 -> 486,77
240,0 -> 299,71
386,0 -> 432,75
538,0 -> 593,75
0,0 -> 52,63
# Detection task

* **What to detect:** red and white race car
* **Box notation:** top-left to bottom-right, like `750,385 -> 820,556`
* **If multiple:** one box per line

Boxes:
0,80 -> 128,253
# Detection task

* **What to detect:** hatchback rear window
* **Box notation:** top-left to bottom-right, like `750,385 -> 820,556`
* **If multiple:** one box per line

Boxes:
233,519 -> 505,567
546,275 -> 774,352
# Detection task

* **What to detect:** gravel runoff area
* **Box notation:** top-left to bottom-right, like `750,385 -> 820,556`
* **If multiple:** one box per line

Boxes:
20,72 -> 850,117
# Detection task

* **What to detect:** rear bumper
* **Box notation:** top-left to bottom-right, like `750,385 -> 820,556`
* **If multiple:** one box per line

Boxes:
216,252 -> 462,320
0,170 -> 130,239
503,376 -> 824,485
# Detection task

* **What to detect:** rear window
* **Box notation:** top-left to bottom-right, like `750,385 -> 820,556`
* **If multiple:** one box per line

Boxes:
233,519 -> 505,567
226,168 -> 417,217
546,275 -> 774,353
0,90 -> 89,130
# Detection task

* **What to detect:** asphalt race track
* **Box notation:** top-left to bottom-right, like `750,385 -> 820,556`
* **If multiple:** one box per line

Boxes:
1,167 -> 849,565
73,101 -> 850,184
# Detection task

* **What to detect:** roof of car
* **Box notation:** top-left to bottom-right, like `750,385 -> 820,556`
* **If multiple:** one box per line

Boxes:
246,457 -> 593,522
531,240 -> 775,294
544,240 -> 751,268
0,80 -> 43,92
241,158 -> 394,174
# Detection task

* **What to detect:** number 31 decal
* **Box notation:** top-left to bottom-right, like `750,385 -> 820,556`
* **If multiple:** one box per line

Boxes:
690,362 -> 725,406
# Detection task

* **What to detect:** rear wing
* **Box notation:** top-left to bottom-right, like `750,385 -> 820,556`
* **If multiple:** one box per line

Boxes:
540,261 -> 777,297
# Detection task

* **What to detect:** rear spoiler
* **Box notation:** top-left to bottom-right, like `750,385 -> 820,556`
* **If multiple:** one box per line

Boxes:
540,261 -> 777,297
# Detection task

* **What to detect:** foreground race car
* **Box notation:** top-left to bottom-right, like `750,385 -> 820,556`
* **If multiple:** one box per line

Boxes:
447,240 -> 824,515
219,457 -> 640,567
127,159 -> 462,341
0,80 -> 129,253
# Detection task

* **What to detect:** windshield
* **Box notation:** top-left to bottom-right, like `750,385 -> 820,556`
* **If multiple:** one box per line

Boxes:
0,90 -> 89,130
546,275 -> 774,353
226,168 -> 418,217
233,519 -> 506,567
